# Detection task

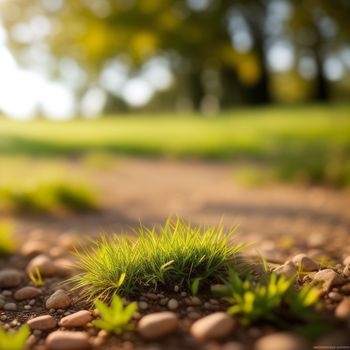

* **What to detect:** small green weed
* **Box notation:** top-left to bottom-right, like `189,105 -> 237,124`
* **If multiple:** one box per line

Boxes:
0,222 -> 15,256
0,325 -> 29,350
225,270 -> 326,337
28,267 -> 45,287
0,181 -> 97,214
70,217 -> 244,301
92,295 -> 137,335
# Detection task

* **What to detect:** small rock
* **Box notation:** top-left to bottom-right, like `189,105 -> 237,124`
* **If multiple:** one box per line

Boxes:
335,298 -> 350,320
273,261 -> 297,279
0,269 -> 22,288
59,310 -> 93,328
143,293 -> 158,300
343,256 -> 350,266
21,241 -> 47,256
46,331 -> 90,350
4,303 -> 17,311
167,299 -> 179,310
54,258 -> 76,277
28,315 -> 57,330
2,290 -> 12,296
190,296 -> 202,305
46,289 -> 71,310
14,286 -> 42,301
328,291 -> 342,302
254,332 -> 309,350
190,312 -> 236,341
159,298 -> 169,306
343,266 -> 350,278
138,312 -> 178,339
174,285 -> 179,292
292,254 -> 319,272
341,283 -> 350,294
138,301 -> 148,310
27,254 -> 57,277
313,269 -> 345,290
24,305 -> 31,310
222,342 -> 246,350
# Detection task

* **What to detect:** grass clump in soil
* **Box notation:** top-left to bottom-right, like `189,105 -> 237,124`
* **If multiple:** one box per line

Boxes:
93,295 -> 137,335
224,270 -> 326,337
0,181 -> 98,214
70,217 -> 244,302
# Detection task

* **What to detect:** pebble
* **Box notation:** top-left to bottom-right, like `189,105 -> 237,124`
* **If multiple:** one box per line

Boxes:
335,298 -> 350,320
0,269 -> 22,288
143,293 -> 158,300
138,312 -> 178,339
14,286 -> 42,301
28,315 -> 57,330
185,296 -> 202,306
167,298 -> 179,310
2,290 -> 12,296
341,284 -> 350,294
222,342 -> 246,350
54,259 -> 76,276
46,289 -> 71,310
46,331 -> 90,350
174,285 -> 179,292
328,291 -> 343,302
21,241 -> 47,256
159,298 -> 169,306
313,269 -> 345,290
190,312 -> 236,341
27,254 -> 57,277
292,254 -> 319,272
343,256 -> 350,266
273,261 -> 297,279
254,332 -> 309,350
343,266 -> 350,277
4,303 -> 17,311
138,301 -> 148,310
24,305 -> 32,310
59,310 -> 93,328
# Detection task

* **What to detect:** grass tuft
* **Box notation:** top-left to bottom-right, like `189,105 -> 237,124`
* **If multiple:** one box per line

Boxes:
70,217 -> 245,302
93,295 -> 137,335
224,270 -> 326,338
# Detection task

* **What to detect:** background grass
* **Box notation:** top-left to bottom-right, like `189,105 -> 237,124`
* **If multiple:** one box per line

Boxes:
1,104 -> 350,186
0,181 -> 98,214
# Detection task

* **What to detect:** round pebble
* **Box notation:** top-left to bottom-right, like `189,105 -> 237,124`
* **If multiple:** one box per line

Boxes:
138,312 -> 178,339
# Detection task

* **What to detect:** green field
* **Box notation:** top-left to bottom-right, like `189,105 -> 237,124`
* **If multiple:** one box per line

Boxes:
1,105 -> 350,186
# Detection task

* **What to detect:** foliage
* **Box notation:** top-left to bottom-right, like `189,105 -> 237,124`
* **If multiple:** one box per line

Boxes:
0,181 -> 97,214
70,217 -> 244,302
0,325 -> 29,350
0,222 -> 15,256
225,270 -> 325,337
28,267 -> 45,287
92,295 -> 137,335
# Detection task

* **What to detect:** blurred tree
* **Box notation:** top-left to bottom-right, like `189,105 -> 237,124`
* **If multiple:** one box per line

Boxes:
1,0 -> 349,110
289,0 -> 350,101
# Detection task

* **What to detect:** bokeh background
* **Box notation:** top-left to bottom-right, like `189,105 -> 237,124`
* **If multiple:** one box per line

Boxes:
0,0 -> 350,261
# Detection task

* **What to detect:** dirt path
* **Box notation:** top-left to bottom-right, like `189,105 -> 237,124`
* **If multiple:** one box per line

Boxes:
7,157 -> 350,260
